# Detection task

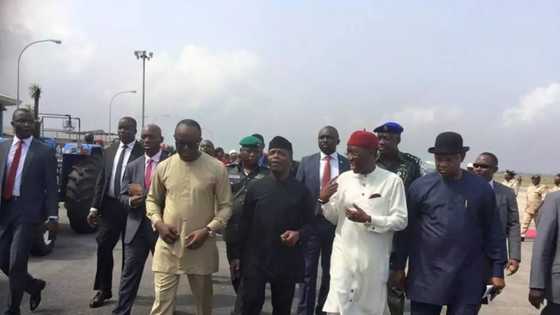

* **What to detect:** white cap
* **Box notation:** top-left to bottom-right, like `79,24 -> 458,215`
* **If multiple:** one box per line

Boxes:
229,150 -> 237,155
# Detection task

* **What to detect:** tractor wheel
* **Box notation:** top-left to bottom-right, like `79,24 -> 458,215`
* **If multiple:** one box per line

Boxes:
30,223 -> 56,256
65,156 -> 102,234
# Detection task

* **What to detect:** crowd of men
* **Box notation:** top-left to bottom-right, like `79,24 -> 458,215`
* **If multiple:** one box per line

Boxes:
2,108 -> 560,315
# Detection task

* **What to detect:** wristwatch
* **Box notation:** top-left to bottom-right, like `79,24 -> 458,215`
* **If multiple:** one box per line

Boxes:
205,226 -> 215,238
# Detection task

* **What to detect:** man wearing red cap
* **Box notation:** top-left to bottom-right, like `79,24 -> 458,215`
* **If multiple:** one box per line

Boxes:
318,130 -> 407,315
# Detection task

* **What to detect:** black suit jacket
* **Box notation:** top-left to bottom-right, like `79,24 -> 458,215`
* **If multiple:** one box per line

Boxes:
296,152 -> 350,213
91,141 -> 144,214
0,138 -> 58,226
119,151 -> 168,244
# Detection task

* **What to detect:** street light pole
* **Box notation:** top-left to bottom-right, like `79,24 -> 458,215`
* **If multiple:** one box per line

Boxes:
134,50 -> 153,129
108,90 -> 136,134
17,39 -> 62,108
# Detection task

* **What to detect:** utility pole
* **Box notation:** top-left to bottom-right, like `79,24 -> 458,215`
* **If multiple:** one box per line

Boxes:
134,50 -> 153,129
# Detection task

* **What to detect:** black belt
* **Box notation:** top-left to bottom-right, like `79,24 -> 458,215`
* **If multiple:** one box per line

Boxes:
2,196 -> 21,203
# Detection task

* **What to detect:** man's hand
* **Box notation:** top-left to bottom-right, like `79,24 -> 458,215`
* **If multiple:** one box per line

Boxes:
185,228 -> 209,249
129,195 -> 144,208
46,221 -> 58,234
389,270 -> 406,290
345,203 -> 371,223
87,211 -> 98,226
230,259 -> 241,281
528,288 -> 545,309
319,177 -> 338,203
280,230 -> 300,247
506,259 -> 520,276
155,221 -> 179,244
490,277 -> 505,292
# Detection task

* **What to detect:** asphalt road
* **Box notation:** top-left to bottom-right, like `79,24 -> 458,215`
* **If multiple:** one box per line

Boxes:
0,206 -> 542,315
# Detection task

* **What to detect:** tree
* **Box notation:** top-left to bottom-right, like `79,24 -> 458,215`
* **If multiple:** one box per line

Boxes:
29,84 -> 41,120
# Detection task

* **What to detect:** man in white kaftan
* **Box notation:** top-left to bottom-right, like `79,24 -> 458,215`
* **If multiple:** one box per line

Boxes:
319,130 -> 407,315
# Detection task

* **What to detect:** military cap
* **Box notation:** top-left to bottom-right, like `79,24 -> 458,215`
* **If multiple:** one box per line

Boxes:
239,135 -> 262,148
373,121 -> 404,134
505,169 -> 516,176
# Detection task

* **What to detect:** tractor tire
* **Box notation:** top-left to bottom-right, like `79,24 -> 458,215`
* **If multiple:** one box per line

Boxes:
65,156 -> 102,234
31,223 -> 56,256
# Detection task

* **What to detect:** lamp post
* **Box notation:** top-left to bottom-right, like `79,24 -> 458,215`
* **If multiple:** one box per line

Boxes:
134,50 -> 153,129
17,39 -> 62,108
108,90 -> 136,134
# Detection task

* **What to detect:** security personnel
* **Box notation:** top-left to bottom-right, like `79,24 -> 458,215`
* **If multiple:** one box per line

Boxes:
374,121 -> 423,315
225,135 -> 269,315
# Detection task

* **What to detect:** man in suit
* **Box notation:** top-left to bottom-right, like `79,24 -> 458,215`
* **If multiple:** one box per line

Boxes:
473,152 -> 521,275
529,191 -> 560,314
112,124 -> 167,315
0,108 -> 58,315
87,116 -> 144,308
295,126 -> 350,315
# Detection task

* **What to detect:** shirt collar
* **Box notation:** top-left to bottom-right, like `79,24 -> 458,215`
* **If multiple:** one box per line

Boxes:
489,180 -> 494,189
146,150 -> 162,163
320,151 -> 338,161
13,135 -> 33,147
120,140 -> 136,150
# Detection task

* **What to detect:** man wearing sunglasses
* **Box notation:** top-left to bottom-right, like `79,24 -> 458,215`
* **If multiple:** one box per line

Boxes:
472,152 -> 521,312
146,119 -> 232,315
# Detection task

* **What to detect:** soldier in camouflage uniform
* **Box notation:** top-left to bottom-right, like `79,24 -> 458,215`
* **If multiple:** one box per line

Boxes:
225,135 -> 269,315
374,121 -> 424,315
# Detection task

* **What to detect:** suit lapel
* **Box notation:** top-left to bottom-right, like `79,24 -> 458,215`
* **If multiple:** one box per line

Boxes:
20,139 -> 36,186
105,143 -> 119,175
0,141 -> 11,184
312,153 -> 321,194
129,141 -> 143,163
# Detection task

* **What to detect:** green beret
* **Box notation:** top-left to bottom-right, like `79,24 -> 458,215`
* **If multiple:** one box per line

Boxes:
239,135 -> 262,148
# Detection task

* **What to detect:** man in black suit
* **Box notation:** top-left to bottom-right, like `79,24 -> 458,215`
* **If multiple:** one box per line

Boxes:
0,108 -> 58,315
295,126 -> 350,315
112,124 -> 167,315
87,116 -> 144,308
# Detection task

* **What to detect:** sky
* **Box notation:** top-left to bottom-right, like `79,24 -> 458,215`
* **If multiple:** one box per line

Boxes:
1,0 -> 560,173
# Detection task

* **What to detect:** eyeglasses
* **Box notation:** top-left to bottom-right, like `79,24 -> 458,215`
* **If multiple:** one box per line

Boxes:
473,163 -> 492,169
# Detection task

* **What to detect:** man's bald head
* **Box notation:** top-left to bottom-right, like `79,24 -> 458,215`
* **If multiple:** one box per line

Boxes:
141,123 -> 164,157
318,126 -> 340,155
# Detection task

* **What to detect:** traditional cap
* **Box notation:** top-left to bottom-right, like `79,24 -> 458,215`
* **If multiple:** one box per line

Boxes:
373,121 -> 404,134
239,135 -> 262,148
229,150 -> 237,155
269,136 -> 292,152
347,130 -> 379,150
428,131 -> 469,154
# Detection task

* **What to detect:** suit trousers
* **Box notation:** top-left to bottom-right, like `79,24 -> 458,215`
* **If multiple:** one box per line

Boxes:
411,301 -> 479,315
242,271 -> 296,315
94,197 -> 127,291
541,302 -> 560,315
0,199 -> 42,313
150,272 -> 213,315
112,220 -> 156,315
297,216 -> 335,315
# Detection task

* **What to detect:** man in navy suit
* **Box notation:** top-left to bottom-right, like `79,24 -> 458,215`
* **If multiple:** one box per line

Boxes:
0,108 -> 58,315
295,126 -> 350,315
87,117 -> 144,308
113,124 -> 168,315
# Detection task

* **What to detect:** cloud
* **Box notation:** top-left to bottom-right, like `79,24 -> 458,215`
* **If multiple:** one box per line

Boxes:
380,105 -> 463,129
502,82 -> 560,126
149,46 -> 263,114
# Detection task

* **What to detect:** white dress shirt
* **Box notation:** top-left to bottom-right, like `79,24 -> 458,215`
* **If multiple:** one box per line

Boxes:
108,141 -> 136,198
145,150 -> 163,179
6,135 -> 33,197
320,152 -> 340,187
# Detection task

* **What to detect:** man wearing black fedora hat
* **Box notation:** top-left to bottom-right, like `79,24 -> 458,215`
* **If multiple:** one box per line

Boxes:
393,131 -> 507,315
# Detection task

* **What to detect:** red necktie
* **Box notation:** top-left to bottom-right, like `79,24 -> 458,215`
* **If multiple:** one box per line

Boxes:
3,141 -> 22,200
322,155 -> 331,189
144,159 -> 154,189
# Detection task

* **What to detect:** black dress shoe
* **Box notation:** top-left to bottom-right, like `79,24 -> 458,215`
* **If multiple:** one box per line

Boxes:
30,279 -> 46,311
4,309 -> 21,315
89,291 -> 112,308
